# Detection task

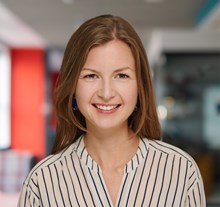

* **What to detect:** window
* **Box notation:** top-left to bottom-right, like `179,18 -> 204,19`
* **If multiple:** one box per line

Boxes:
0,44 -> 11,149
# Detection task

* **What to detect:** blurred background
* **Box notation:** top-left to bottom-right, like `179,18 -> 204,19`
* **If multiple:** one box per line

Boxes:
0,0 -> 219,206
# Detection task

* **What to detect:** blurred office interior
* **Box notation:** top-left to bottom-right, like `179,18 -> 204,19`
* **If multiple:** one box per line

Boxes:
0,0 -> 220,206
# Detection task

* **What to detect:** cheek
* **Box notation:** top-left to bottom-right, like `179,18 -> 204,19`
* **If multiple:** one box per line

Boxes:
75,93 -> 90,118
75,84 -> 86,106
75,81 -> 88,97
122,85 -> 138,104
75,83 -> 95,107
75,91 -> 89,107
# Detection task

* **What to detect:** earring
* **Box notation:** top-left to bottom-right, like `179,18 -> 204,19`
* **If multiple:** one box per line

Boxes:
72,97 -> 78,110
134,99 -> 140,111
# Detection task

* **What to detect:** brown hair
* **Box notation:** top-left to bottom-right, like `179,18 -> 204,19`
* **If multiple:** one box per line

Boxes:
52,14 -> 162,154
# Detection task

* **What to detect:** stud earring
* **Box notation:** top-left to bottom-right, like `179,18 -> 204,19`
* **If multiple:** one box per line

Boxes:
72,97 -> 78,110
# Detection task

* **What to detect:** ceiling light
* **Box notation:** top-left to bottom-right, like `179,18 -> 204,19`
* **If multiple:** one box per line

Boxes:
144,0 -> 164,3
61,0 -> 74,4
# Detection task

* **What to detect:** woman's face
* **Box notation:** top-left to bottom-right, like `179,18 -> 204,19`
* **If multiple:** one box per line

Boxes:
75,39 -> 138,131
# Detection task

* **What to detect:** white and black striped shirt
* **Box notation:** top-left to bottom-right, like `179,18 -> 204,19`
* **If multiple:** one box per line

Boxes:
18,136 -> 206,206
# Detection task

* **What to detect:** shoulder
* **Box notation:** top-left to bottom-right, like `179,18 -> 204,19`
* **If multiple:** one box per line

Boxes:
142,138 -> 203,181
143,138 -> 195,163
18,141 -> 81,205
142,138 -> 202,176
141,138 -> 206,205
23,142 -> 76,186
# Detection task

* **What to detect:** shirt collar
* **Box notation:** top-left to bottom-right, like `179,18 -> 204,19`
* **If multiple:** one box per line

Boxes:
73,135 -> 149,174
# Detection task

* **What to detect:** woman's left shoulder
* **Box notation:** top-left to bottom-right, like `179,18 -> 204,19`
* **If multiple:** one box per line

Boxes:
142,138 -> 199,167
141,138 -> 206,205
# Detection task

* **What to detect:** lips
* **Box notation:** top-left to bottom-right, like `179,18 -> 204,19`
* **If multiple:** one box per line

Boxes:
93,104 -> 120,111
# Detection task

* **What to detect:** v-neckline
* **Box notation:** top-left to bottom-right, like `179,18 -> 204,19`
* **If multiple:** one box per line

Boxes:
74,135 -> 148,174
73,135 -> 149,206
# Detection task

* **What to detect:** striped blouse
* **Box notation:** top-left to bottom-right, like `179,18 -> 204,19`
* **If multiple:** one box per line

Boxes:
18,136 -> 206,207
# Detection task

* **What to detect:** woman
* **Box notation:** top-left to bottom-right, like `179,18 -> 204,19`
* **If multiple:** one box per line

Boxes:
18,14 -> 206,206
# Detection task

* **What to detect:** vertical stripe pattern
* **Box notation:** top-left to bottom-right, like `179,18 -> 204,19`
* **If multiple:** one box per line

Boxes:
17,136 -> 206,207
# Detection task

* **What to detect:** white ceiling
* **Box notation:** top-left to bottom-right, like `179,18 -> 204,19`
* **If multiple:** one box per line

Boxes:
0,0 -> 218,48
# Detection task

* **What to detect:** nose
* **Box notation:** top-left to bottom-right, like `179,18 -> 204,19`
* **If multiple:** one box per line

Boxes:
97,79 -> 116,101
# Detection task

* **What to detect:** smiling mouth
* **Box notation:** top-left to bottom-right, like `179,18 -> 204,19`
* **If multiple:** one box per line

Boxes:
93,104 -> 120,111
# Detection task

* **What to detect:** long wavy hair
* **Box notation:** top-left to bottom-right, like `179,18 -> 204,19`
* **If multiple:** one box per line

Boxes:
52,14 -> 162,154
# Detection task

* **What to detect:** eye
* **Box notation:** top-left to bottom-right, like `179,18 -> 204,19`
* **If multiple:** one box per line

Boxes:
83,74 -> 99,79
115,73 -> 130,79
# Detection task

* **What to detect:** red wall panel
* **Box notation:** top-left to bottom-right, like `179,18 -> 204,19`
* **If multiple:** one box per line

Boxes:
11,49 -> 45,159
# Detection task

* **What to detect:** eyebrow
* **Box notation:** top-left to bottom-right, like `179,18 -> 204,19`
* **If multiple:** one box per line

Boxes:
82,67 -> 135,72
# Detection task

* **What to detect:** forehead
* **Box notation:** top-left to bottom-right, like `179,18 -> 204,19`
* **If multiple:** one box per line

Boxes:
83,40 -> 135,70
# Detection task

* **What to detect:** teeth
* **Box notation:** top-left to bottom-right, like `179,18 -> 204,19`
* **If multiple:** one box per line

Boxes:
95,105 -> 117,111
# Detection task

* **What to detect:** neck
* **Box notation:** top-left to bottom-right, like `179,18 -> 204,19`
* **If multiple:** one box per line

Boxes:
84,127 -> 139,171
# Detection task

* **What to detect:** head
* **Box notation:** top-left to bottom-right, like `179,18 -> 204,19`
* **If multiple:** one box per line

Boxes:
52,14 -> 162,154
